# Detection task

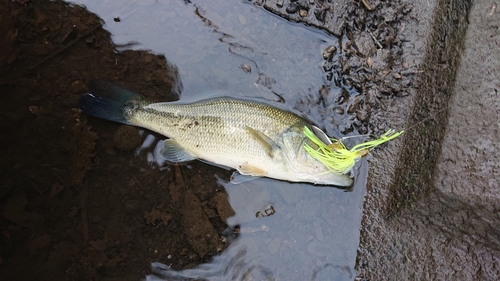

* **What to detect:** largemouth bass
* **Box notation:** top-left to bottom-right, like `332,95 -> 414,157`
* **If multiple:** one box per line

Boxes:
78,81 -> 353,186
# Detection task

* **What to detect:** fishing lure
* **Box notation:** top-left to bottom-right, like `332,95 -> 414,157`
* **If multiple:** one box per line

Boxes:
303,126 -> 404,174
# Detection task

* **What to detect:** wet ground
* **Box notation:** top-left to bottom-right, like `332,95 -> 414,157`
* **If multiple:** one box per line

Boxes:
0,0 -> 393,280
3,0 -> 495,280
355,0 -> 500,279
0,1 -> 231,280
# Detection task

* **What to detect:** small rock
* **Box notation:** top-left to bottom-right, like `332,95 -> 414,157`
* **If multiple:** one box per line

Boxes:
240,64 -> 251,73
322,45 -> 337,61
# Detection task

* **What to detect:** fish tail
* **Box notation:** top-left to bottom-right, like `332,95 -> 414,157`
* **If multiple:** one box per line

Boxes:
78,80 -> 150,125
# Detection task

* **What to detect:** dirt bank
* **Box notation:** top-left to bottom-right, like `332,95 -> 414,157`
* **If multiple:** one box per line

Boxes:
0,1 -> 233,280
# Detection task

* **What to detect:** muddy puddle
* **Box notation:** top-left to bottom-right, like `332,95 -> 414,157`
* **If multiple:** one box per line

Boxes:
0,0 -> 375,280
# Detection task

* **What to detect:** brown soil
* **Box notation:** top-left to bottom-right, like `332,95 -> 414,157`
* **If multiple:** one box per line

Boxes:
0,1 -> 234,280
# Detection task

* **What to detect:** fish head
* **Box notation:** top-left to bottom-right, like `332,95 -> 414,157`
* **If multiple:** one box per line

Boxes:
279,127 -> 354,187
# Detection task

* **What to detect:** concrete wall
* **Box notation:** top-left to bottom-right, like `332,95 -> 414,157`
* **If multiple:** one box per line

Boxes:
357,0 -> 500,279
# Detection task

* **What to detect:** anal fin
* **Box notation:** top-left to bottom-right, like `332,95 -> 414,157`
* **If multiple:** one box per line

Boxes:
238,163 -> 267,177
159,139 -> 197,163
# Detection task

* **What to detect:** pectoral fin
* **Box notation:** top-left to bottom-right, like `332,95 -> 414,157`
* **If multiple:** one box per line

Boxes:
238,163 -> 267,177
246,126 -> 279,158
159,139 -> 197,163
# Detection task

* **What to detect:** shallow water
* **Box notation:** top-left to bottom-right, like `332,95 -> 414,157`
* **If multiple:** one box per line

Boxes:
74,0 -> 366,279
147,168 -> 366,281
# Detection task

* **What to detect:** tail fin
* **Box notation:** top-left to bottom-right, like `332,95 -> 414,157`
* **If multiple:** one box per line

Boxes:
78,80 -> 150,125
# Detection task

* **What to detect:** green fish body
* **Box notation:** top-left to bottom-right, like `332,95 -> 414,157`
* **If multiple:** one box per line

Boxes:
78,81 -> 353,186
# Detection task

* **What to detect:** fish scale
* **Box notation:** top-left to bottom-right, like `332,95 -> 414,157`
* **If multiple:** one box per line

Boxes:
131,98 -> 307,166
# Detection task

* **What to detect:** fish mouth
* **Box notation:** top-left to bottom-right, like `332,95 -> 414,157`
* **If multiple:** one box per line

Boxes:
292,169 -> 353,187
316,174 -> 353,187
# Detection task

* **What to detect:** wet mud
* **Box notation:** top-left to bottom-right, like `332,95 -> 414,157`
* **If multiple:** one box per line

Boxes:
0,1 -> 233,280
252,0 -> 414,136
